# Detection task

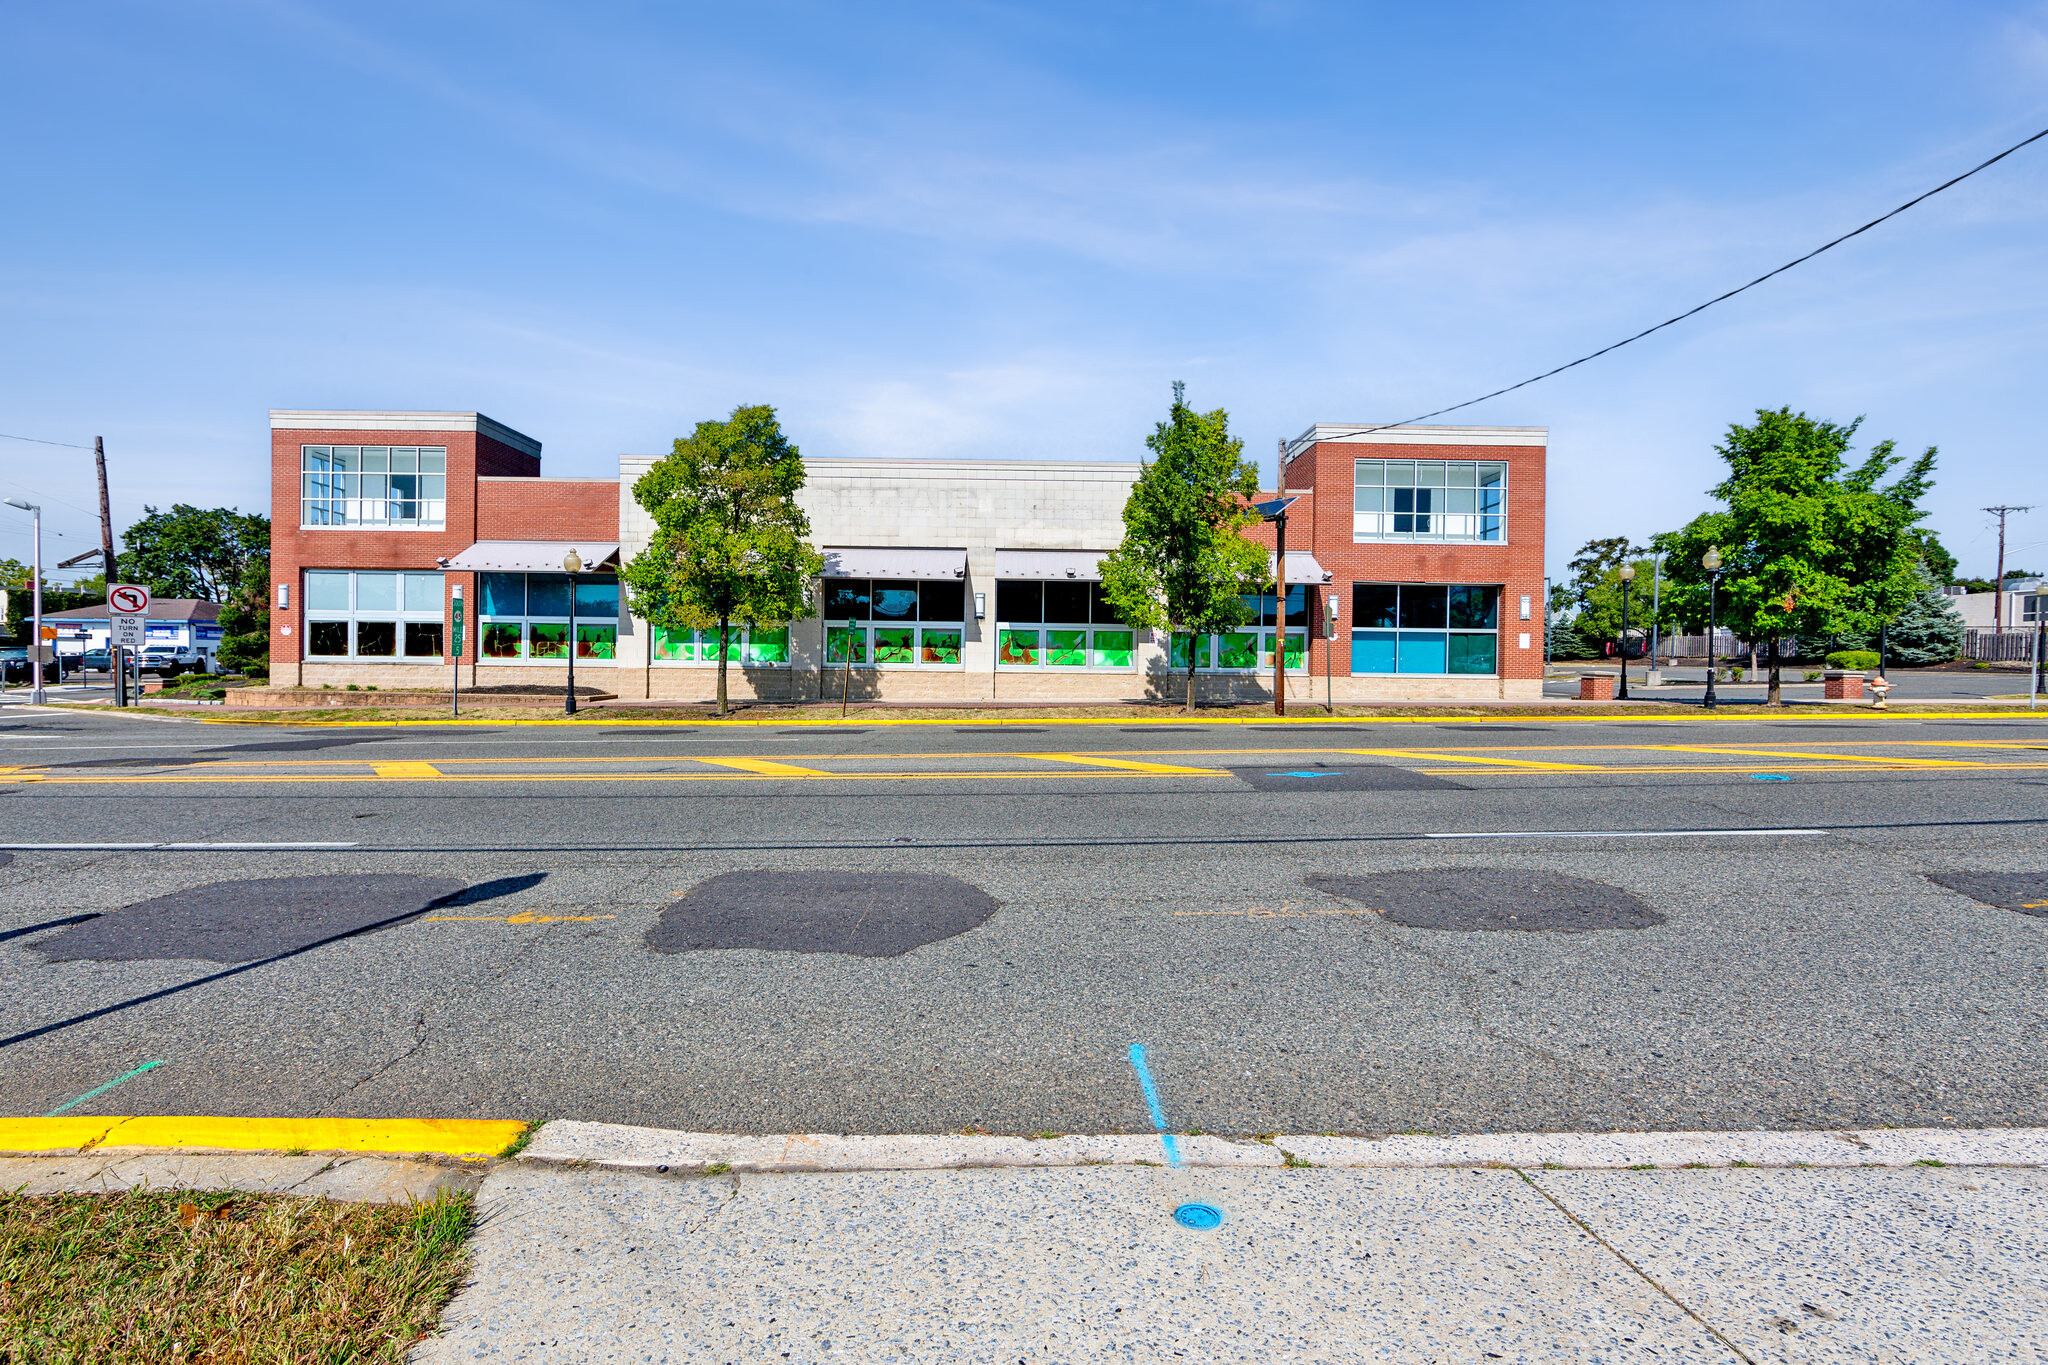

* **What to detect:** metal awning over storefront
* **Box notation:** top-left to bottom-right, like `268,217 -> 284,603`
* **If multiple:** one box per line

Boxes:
442,541 -> 621,572
1270,550 -> 1333,584
992,549 -> 1110,580
821,547 -> 968,579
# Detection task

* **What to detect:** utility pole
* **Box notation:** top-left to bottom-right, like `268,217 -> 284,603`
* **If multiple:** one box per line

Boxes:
95,437 -> 117,586
1984,505 -> 2032,633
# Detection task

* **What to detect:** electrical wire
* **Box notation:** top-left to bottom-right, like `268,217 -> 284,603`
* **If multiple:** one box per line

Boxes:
0,432 -> 92,450
1324,122 -> 2048,440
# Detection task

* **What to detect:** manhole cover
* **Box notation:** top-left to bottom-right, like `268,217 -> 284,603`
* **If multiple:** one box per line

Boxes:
646,871 -> 999,958
1926,872 -> 2048,918
1230,765 -> 1463,792
33,874 -> 467,963
1307,869 -> 1665,932
1175,1203 -> 1225,1229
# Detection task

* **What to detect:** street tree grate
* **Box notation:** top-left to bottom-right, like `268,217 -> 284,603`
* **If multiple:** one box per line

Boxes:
1926,872 -> 2048,918
33,874 -> 467,963
646,871 -> 999,958
1307,869 -> 1665,933
1230,764 -> 1464,793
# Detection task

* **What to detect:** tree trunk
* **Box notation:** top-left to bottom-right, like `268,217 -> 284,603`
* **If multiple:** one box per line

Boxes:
1766,635 -> 1782,706
716,617 -> 730,717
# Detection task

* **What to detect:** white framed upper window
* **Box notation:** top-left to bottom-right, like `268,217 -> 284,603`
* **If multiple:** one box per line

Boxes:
301,446 -> 447,529
1354,459 -> 1505,543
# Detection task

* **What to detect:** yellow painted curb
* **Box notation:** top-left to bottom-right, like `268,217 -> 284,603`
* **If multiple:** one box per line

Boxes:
0,1116 -> 526,1158
133,708 -> 2039,730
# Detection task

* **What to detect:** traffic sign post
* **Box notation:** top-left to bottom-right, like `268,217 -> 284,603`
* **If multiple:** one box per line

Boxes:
108,584 -> 149,707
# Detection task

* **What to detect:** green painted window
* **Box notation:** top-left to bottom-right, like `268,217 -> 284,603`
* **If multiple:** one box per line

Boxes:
1091,630 -> 1134,668
1218,632 -> 1258,669
576,624 -> 617,660
826,626 -> 867,663
999,629 -> 1040,665
529,622 -> 570,659
920,629 -> 962,664
482,623 -> 525,659
872,626 -> 915,664
746,627 -> 789,664
1047,629 -> 1087,667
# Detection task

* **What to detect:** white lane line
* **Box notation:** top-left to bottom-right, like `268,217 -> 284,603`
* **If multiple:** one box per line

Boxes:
0,841 -> 360,850
1425,828 -> 1825,839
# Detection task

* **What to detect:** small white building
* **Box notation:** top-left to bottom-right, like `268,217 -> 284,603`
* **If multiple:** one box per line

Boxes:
1945,585 -> 2044,632
42,599 -> 225,661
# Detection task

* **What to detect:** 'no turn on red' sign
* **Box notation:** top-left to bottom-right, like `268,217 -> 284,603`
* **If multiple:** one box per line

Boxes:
109,583 -> 151,615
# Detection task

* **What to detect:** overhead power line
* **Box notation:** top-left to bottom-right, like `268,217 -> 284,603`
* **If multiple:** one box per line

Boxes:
0,431 -> 93,450
1327,122 -> 2048,439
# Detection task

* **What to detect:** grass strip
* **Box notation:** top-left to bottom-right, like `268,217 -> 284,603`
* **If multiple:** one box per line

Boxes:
0,1185 -> 474,1364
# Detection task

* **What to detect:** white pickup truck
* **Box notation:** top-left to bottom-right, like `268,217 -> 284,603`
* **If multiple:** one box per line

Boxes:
141,645 -> 209,677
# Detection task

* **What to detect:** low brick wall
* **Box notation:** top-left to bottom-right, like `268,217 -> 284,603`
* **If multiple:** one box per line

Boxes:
233,687 -> 614,709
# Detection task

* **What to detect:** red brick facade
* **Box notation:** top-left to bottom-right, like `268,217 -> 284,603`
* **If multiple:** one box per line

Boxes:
269,415 -> 616,685
1249,429 -> 1547,698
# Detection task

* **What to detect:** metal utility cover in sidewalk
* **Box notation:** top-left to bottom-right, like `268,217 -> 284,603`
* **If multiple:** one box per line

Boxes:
646,871 -> 998,958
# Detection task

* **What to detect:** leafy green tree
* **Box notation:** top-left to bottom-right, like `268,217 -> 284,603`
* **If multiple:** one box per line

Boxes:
1097,382 -> 1266,712
0,558 -> 30,587
1838,568 -> 1964,665
1572,556 -> 1673,649
1656,408 -> 1937,704
1909,531 -> 1958,585
621,403 -> 823,716
216,574 -> 271,675
122,505 -> 270,602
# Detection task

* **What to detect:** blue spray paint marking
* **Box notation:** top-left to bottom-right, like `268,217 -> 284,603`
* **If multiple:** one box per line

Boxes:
44,1060 -> 165,1117
1269,771 -> 1342,778
1750,774 -> 1792,782
1127,1043 -> 1182,1167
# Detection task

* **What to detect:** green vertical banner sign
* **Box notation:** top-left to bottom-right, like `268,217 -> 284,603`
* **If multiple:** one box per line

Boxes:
451,584 -> 465,656
450,584 -> 464,718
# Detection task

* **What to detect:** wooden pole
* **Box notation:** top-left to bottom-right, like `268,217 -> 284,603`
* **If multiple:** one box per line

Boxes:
95,437 -> 116,584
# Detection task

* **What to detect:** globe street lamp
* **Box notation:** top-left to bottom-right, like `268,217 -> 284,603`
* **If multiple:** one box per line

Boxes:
1617,563 -> 1636,701
3,497 -> 44,705
562,548 -> 583,716
1701,547 -> 1723,710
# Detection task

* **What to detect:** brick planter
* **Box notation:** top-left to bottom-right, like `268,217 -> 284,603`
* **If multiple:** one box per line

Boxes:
1822,671 -> 1866,700
1578,675 -> 1616,701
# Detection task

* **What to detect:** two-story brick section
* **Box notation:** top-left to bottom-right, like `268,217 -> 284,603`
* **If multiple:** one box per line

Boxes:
271,410 -> 1544,701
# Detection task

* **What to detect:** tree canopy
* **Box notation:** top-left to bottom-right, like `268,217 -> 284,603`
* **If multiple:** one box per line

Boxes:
620,403 -> 822,715
1097,382 -> 1266,711
122,505 -> 270,603
1654,407 -> 1937,703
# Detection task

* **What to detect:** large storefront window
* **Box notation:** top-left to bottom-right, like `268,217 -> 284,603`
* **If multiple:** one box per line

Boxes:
652,624 -> 790,665
1351,583 -> 1498,674
822,577 -> 964,667
305,570 -> 446,659
1171,588 -> 1309,673
301,447 -> 448,529
995,580 -> 1133,669
479,572 -> 619,661
1354,460 -> 1504,543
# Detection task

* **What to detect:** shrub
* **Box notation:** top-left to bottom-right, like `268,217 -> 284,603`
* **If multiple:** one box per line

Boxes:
1803,670 -> 1822,682
1825,650 -> 1881,671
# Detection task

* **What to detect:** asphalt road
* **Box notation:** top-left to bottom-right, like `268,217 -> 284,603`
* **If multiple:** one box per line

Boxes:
3,704 -> 2046,1140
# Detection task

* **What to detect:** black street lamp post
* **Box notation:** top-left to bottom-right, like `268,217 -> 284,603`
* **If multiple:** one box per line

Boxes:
562,548 -> 583,716
1617,563 -> 1635,701
1702,547 -> 1722,710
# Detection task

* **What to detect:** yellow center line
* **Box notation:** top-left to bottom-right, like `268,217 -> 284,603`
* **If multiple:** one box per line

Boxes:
1034,752 -> 1227,774
688,756 -> 837,777
422,913 -> 617,923
371,761 -> 443,778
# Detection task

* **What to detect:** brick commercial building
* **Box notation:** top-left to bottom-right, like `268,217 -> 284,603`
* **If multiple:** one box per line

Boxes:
270,410 -> 1545,702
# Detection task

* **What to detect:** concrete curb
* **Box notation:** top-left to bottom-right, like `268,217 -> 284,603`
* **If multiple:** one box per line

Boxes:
521,1120 -> 2048,1174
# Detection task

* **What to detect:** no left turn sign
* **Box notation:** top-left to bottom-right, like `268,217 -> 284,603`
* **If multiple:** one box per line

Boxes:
109,584 -> 150,615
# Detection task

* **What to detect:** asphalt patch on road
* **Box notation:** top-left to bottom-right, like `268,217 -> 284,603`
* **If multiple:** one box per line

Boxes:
1307,869 -> 1665,932
199,733 -> 406,755
955,727 -> 1047,734
1230,764 -> 1464,792
646,871 -> 999,958
781,729 -> 867,736
0,851 -> 12,867
1122,726 -> 1203,733
1925,872 -> 2048,918
1433,725 -> 1548,733
32,873 -> 468,963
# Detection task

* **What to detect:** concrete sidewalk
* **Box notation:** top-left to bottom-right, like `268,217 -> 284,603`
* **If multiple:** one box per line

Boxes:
416,1127 -> 2048,1364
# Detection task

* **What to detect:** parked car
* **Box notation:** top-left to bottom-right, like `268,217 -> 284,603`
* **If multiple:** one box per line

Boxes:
141,645 -> 207,676
0,646 -> 76,684
74,648 -> 113,673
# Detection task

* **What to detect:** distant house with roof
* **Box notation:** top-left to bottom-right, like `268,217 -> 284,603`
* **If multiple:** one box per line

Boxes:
42,599 -> 225,660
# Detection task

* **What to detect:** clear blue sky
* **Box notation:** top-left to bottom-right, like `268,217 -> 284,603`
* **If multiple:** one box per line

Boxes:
4,1 -> 2045,585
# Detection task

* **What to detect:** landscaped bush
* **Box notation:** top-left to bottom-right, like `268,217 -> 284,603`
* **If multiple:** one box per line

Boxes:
1825,650 -> 1881,671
